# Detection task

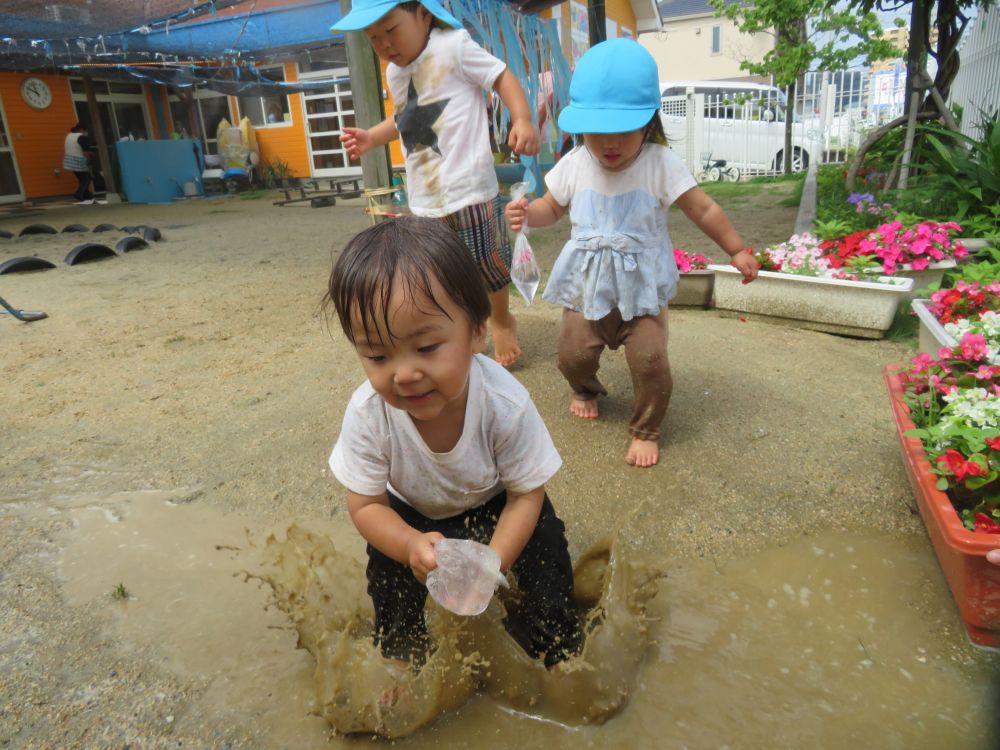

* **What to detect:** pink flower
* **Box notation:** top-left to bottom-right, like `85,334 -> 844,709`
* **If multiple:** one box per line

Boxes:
911,352 -> 935,373
959,333 -> 989,361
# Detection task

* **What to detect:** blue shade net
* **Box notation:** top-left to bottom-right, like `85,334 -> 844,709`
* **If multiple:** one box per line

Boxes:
0,0 -> 569,122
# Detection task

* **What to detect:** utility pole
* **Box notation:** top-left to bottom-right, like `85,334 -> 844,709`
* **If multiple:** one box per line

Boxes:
339,0 -> 391,188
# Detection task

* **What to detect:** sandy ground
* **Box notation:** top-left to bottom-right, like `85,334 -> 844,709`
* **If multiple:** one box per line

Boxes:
0,183 -> 983,746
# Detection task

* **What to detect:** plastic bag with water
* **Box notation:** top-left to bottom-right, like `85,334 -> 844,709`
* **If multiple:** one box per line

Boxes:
426,538 -> 508,616
508,180 -> 541,305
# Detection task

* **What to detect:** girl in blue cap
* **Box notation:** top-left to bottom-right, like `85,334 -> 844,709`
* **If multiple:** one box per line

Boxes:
506,38 -> 759,468
332,0 -> 537,368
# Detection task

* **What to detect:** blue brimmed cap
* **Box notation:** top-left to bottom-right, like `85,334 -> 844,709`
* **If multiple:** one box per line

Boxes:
331,0 -> 460,31
558,39 -> 661,134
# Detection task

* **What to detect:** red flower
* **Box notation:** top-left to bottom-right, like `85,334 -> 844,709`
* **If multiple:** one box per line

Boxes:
937,449 -> 986,481
975,513 -> 1000,534
987,436 -> 1000,451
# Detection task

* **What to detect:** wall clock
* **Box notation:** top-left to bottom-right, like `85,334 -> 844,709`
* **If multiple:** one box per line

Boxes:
21,77 -> 53,110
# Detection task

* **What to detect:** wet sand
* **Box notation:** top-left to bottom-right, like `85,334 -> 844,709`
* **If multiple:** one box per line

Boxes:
2,185 -> 998,746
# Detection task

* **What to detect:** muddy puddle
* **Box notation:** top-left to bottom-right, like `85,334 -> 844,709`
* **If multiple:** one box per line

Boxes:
38,491 -> 1000,747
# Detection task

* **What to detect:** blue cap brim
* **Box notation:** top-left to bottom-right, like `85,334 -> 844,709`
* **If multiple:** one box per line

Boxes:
557,105 -> 657,135
331,0 -> 461,31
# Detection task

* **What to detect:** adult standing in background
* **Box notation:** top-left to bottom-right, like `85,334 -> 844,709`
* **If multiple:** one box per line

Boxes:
63,123 -> 96,203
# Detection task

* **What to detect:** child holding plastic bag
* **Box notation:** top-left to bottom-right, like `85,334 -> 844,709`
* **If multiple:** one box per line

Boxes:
324,217 -> 583,670
505,39 -> 759,468
508,179 -> 541,304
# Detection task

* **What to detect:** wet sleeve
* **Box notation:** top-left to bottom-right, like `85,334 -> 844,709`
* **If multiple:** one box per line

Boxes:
493,399 -> 562,495
329,399 -> 390,496
455,30 -> 506,90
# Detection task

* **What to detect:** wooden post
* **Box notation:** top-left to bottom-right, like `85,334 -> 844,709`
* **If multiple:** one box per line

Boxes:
587,0 -> 606,46
82,77 -> 117,196
339,0 -> 391,189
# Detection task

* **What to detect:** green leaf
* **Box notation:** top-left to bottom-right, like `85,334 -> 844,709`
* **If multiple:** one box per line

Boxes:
937,478 -> 950,491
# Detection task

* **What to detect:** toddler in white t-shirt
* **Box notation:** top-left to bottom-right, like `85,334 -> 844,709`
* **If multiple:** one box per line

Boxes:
332,0 -> 537,368
324,216 -> 582,670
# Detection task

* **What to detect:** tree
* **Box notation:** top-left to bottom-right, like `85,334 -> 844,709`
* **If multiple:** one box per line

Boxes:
710,0 -> 898,173
844,0 -> 995,191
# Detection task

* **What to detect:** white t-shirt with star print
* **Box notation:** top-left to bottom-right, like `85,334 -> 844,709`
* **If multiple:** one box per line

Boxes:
386,28 -> 505,217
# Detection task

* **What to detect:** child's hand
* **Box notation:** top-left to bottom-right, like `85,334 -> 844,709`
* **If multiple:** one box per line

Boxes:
505,196 -> 529,233
341,126 -> 371,161
507,118 -> 539,157
731,249 -> 760,284
406,531 -> 444,583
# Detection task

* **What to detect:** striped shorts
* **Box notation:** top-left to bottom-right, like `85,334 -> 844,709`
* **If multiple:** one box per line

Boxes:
442,195 -> 512,293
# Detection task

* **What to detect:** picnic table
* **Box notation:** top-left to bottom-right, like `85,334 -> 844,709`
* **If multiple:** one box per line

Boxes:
272,177 -> 365,208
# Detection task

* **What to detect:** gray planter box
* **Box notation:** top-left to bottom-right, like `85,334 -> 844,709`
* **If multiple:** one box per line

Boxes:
672,270 -> 714,308
710,265 -> 913,339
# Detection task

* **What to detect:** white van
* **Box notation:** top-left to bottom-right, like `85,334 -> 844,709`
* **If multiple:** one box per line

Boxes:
659,80 -> 819,174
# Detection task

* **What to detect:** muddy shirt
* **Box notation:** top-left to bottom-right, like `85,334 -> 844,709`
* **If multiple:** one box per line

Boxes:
387,28 -> 504,218
330,355 -> 561,520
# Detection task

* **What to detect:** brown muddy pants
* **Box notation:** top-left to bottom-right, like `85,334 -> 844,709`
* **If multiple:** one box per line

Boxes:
556,307 -> 672,442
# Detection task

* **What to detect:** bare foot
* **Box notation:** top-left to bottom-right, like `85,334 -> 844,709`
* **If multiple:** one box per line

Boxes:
492,318 -> 522,368
625,437 -> 659,467
570,398 -> 599,419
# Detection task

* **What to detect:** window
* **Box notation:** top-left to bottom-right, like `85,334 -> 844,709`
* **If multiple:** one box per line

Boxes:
238,66 -> 291,127
711,25 -> 721,55
167,89 -> 233,155
69,77 -> 151,143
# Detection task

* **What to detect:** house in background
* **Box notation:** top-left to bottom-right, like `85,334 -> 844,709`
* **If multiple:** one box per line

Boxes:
639,0 -> 774,84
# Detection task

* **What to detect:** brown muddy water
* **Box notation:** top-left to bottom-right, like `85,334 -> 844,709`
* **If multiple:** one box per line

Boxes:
25,488 -> 998,748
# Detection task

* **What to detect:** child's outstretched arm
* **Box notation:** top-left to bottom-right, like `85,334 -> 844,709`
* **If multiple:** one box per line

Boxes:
489,486 -> 545,571
493,70 -> 539,157
341,117 -> 400,161
348,490 -> 443,582
504,191 -> 566,233
675,186 -> 759,284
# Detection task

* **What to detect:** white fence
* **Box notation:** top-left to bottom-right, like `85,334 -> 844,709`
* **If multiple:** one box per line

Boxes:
949,5 -> 1000,139
661,69 -> 904,180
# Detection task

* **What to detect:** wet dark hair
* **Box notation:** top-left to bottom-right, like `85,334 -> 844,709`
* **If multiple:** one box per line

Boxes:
573,112 -> 668,148
324,216 -> 490,346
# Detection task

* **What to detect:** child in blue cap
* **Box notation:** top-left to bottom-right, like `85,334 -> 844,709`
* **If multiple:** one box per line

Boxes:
505,39 -> 759,468
332,0 -> 537,368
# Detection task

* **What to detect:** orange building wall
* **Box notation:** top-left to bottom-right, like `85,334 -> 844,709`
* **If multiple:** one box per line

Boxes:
605,0 -> 637,35
0,72 -> 81,199
231,63 -> 312,179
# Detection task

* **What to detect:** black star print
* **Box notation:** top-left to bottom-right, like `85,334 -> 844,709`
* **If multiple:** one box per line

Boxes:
395,79 -> 449,155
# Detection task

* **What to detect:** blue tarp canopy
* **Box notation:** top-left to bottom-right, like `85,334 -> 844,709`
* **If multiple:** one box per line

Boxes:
0,0 -> 349,93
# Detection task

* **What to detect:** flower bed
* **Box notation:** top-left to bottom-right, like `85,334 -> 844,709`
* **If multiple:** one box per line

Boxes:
820,220 -> 968,289
710,265 -> 912,338
911,282 -> 1000,364
884,342 -> 1000,647
672,248 -> 714,308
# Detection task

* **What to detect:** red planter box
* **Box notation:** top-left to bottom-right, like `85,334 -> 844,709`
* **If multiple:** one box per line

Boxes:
884,365 -> 1000,648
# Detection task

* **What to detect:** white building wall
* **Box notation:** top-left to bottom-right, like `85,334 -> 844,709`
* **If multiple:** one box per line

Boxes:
640,14 -> 774,83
